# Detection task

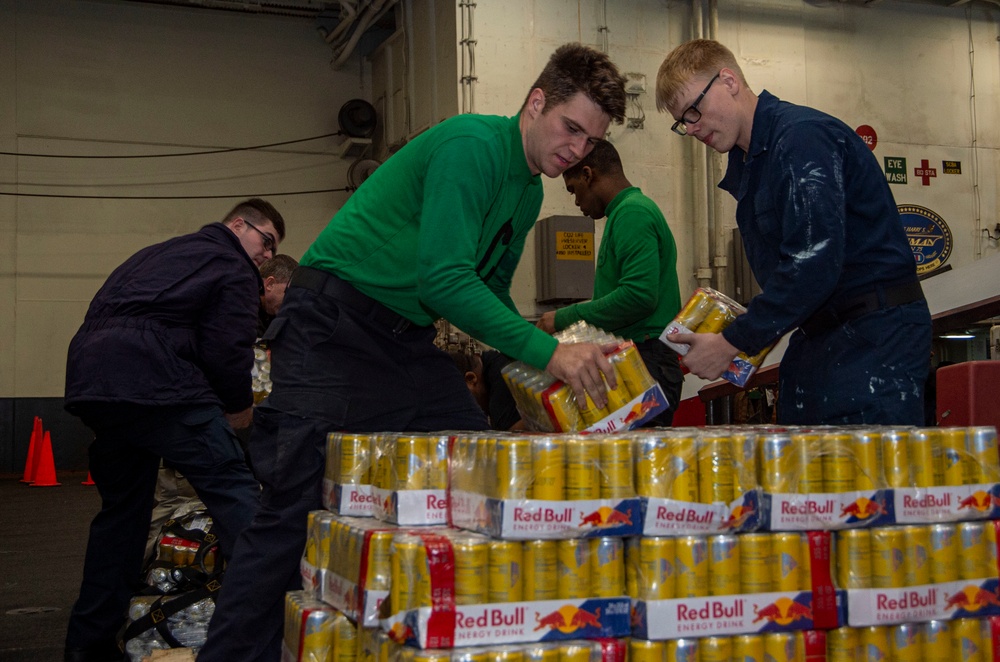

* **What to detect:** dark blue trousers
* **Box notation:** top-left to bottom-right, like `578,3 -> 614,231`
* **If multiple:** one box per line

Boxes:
635,338 -> 684,427
778,300 -> 932,425
65,404 -> 259,658
199,275 -> 488,662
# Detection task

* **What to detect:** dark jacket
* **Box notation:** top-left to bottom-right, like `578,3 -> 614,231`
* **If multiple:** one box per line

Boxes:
65,223 -> 263,413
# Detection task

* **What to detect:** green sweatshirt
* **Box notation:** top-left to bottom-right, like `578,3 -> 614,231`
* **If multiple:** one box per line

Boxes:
553,186 -> 681,341
301,114 -> 558,369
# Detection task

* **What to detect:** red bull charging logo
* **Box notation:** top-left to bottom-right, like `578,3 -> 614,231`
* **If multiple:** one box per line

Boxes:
957,490 -> 993,512
839,496 -> 887,521
579,506 -> 632,528
720,503 -> 755,530
621,392 -> 662,427
943,585 -> 1000,613
533,606 -> 601,634
751,597 -> 813,626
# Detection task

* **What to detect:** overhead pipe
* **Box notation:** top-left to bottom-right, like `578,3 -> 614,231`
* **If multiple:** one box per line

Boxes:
331,0 -> 397,68
321,0 -> 364,45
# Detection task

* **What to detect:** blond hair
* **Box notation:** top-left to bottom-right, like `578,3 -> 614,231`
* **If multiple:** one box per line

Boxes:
655,39 -> 746,113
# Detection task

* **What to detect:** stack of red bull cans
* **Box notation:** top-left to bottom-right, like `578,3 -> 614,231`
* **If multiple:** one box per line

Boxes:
501,322 -> 667,433
659,287 -> 776,388
283,590 -> 359,662
324,432 -> 377,517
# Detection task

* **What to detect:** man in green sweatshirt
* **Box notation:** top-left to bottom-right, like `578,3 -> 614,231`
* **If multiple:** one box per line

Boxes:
199,43 -> 627,662
539,140 -> 684,425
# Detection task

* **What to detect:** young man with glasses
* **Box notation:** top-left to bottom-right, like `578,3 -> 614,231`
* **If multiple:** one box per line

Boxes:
198,43 -> 627,662
655,39 -> 931,426
63,198 -> 285,662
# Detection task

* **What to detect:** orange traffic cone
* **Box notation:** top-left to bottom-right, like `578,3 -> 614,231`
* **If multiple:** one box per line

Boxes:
29,431 -> 61,487
81,471 -> 96,486
20,416 -> 43,483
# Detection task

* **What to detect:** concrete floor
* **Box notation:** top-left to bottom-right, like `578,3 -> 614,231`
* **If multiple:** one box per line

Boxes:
1,471 -> 100,662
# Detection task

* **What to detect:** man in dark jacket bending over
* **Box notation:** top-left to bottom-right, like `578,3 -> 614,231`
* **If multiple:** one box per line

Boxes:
62,198 -> 285,662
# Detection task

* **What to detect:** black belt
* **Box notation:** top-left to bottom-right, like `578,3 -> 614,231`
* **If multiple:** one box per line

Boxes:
290,266 -> 419,335
799,279 -> 925,338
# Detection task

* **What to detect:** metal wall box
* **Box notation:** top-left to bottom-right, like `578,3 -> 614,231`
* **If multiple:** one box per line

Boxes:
535,215 -> 595,304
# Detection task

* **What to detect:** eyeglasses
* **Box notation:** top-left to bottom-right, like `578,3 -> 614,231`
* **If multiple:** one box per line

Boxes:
671,72 -> 721,136
243,219 -> 277,253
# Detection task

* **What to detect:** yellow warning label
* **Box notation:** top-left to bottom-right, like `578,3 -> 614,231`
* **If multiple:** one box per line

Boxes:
555,231 -> 594,261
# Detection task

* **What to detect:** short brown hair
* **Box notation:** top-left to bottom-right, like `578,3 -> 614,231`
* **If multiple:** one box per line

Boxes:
655,39 -> 746,113
523,43 -> 627,124
222,198 -> 287,241
260,254 -> 298,282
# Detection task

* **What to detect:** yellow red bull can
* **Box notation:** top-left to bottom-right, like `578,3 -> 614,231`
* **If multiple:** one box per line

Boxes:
634,435 -> 671,498
881,428 -> 911,489
674,288 -> 714,329
851,429 -> 885,491
773,532 -> 806,592
732,430 -> 758,495
763,632 -> 796,662
903,525 -> 932,586
524,644 -> 560,662
822,432 -> 856,494
366,531 -> 394,591
523,539 -> 558,601
425,435 -> 450,490
664,638 -> 698,662
891,622 -> 924,662
335,433 -> 372,484
546,384 -> 584,433
628,639 -> 664,662
985,520 -> 998,575
758,432 -> 797,493
909,429 -> 939,488
953,617 -> 985,661
835,529 -> 872,590
959,522 -> 990,580
599,435 -> 634,498
412,652 -> 451,662
698,637 -> 731,662
941,427 -> 971,486
825,627 -> 859,662
391,538 -> 428,612
708,534 -> 741,596
497,436 -> 533,499
860,626 -> 890,662
968,426 -> 1000,483
697,304 -> 729,334
488,540 -> 523,603
667,434 -> 699,502
557,643 -> 593,662
872,527 -> 906,589
579,391 -> 611,428
611,342 -> 656,397
639,536 -> 676,600
698,434 -> 735,505
792,431 -> 824,494
453,534 -> 489,605
589,537 -> 625,597
556,539 -> 591,599
532,437 -> 565,500
395,435 -> 428,490
493,647 -> 525,662
332,612 -> 357,662
674,536 -> 708,598
565,436 -> 600,500
740,533 -> 773,594
925,620 -> 952,659
930,523 -> 959,583
732,634 -> 765,662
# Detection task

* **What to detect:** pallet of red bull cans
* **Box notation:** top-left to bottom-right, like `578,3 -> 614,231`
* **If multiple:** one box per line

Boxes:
387,638 -> 626,662
628,630 -> 828,662
502,323 -> 668,433
839,521 -> 1000,626
659,287 -> 775,388
323,432 -> 377,517
632,428 -> 764,536
281,591 -> 358,662
381,529 -> 632,648
449,432 -> 642,539
368,433 -> 452,526
758,425 -> 1000,531
629,531 -> 846,640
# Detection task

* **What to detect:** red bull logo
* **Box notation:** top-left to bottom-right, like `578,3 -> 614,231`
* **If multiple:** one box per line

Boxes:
780,499 -> 835,516
457,607 -> 526,629
957,490 -> 992,512
386,621 -> 415,643
621,392 -> 663,426
532,606 -> 601,633
720,503 -> 755,530
839,496 -> 887,520
426,494 -> 447,510
349,489 -> 376,505
751,597 -> 812,626
676,599 -> 744,621
876,587 -> 937,610
655,507 -> 715,525
943,585 -> 1000,613
514,507 -> 574,524
578,506 -> 633,528
901,492 -> 950,509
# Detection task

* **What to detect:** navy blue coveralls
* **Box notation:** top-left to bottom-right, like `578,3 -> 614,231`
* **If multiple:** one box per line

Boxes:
719,91 -> 931,425
63,223 -> 263,660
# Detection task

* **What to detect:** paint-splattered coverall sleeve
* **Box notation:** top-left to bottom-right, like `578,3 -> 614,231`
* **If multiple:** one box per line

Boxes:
722,120 -> 848,356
